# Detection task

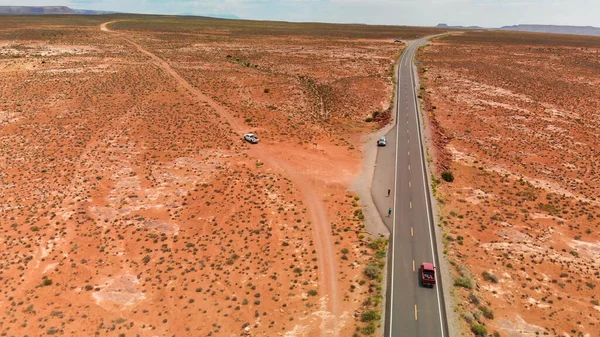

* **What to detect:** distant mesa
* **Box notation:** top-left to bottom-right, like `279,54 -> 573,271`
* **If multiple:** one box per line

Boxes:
499,24 -> 600,37
435,23 -> 485,30
0,6 -> 116,15
178,12 -> 241,20
435,23 -> 600,37
203,13 -> 241,20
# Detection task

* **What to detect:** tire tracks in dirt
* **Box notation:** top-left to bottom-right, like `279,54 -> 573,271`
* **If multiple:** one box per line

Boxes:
100,20 -> 341,336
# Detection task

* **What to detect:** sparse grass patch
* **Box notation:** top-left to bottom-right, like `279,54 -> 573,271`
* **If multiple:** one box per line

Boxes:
454,277 -> 472,289
482,271 -> 499,283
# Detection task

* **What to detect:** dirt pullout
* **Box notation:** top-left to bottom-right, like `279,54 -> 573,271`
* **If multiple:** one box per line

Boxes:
417,31 -> 600,336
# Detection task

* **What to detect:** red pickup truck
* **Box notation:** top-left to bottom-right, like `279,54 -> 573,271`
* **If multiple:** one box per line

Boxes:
420,262 -> 436,288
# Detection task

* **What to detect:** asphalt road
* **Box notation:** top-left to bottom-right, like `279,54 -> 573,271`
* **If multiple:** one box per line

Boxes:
378,38 -> 449,337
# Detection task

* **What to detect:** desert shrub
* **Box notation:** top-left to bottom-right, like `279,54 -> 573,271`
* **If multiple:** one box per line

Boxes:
365,117 -> 373,123
538,202 -> 557,213
493,332 -> 501,337
479,305 -> 494,319
482,271 -> 499,283
462,312 -> 474,324
361,323 -> 376,335
364,264 -> 380,280
307,289 -> 318,296
469,293 -> 480,305
471,323 -> 488,336
441,171 -> 454,182
42,279 -> 53,286
24,305 -> 35,314
360,310 -> 380,322
454,277 -> 472,289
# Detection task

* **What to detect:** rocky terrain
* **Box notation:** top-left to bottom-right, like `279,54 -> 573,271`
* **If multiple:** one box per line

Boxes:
417,31 -> 600,337
0,15 -> 443,336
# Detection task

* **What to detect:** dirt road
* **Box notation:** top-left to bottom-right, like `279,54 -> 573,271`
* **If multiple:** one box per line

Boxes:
100,20 -> 341,336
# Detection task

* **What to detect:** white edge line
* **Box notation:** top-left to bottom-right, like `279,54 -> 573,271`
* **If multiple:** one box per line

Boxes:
410,39 -> 446,337
388,43 -> 404,337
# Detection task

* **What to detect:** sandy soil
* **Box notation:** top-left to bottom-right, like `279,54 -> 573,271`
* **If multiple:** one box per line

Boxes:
417,31 -> 600,337
0,16 -> 442,336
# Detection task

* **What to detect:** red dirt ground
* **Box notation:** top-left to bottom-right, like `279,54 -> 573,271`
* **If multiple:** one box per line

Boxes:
418,31 -> 600,337
0,16 -> 444,337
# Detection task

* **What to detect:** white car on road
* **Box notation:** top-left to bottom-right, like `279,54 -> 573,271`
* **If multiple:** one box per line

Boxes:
377,136 -> 387,147
244,133 -> 259,144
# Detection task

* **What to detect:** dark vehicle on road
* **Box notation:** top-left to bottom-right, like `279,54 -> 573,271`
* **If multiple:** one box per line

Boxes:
420,262 -> 436,288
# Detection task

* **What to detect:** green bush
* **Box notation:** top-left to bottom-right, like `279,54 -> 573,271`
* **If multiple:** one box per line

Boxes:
454,277 -> 472,289
365,117 -> 374,123
263,88 -> 270,93
363,264 -> 380,280
471,323 -> 488,336
361,323 -> 376,335
42,279 -> 53,286
441,171 -> 454,182
307,289 -> 318,296
360,310 -> 380,322
479,305 -> 494,319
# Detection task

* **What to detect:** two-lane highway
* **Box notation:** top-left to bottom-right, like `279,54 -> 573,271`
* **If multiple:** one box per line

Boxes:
384,38 -> 449,337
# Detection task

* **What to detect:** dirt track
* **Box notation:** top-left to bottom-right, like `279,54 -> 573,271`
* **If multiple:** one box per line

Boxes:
100,20 -> 342,335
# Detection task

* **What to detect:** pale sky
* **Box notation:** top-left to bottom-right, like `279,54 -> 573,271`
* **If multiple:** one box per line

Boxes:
1,0 -> 598,27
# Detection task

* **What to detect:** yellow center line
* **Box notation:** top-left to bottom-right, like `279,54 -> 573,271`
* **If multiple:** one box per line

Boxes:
412,260 -> 415,271
411,227 -> 414,236
410,201 -> 412,209
415,304 -> 418,320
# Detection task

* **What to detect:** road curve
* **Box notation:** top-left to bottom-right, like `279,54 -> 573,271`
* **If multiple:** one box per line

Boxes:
100,21 -> 341,336
383,38 -> 449,337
